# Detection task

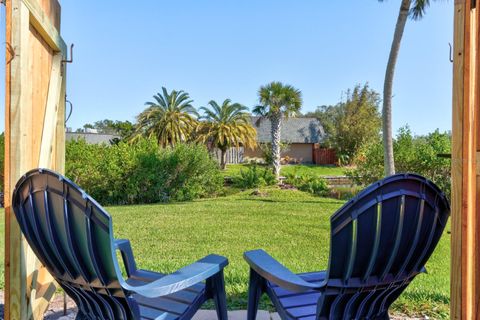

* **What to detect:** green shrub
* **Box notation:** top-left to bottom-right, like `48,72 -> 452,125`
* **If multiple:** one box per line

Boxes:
347,127 -> 451,198
65,138 -> 223,205
259,142 -> 290,165
233,165 -> 277,189
285,173 -> 329,196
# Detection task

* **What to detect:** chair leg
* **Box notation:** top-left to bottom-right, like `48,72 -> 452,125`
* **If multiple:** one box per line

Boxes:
247,269 -> 265,320
207,271 -> 228,320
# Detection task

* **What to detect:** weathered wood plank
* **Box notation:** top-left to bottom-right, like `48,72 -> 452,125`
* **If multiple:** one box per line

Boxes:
474,5 -> 480,319
5,1 -> 31,318
5,0 -> 66,319
451,2 -> 466,318
21,0 -> 66,53
39,53 -> 62,167
451,1 -> 480,319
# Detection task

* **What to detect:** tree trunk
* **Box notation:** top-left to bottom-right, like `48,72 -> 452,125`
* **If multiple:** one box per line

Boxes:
220,148 -> 227,170
383,0 -> 411,176
270,113 -> 282,180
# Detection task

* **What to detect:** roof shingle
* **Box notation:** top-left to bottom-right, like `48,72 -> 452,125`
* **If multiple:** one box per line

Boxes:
250,116 -> 325,144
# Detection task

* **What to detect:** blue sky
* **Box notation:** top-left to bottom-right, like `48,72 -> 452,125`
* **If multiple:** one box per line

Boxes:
0,1 -> 454,135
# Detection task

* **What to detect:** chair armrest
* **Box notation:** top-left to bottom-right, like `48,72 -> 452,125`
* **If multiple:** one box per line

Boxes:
122,254 -> 228,298
244,249 -> 322,293
114,239 -> 138,277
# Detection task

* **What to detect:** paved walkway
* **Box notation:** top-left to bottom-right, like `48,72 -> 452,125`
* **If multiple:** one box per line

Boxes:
0,292 -> 423,319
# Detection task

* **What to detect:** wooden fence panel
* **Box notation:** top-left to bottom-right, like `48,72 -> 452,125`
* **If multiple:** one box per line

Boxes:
212,147 -> 245,164
4,0 -> 67,319
313,148 -> 337,165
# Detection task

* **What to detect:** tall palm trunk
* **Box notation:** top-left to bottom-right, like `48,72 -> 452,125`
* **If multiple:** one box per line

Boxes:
383,0 -> 411,176
271,113 -> 282,180
220,148 -> 227,170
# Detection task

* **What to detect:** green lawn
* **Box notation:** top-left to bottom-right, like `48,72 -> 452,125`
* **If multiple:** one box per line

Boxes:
223,164 -> 346,177
0,188 -> 450,318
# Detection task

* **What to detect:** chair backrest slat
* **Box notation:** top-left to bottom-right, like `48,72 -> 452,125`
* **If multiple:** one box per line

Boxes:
13,169 -> 140,319
379,195 -> 405,281
395,197 -> 425,278
362,202 -> 382,282
343,218 -> 358,283
43,190 -> 75,280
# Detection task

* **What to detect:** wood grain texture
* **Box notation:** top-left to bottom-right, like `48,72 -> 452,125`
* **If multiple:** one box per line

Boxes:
451,1 -> 480,319
475,5 -> 480,319
22,0 -> 65,53
451,3 -> 466,319
4,0 -> 65,319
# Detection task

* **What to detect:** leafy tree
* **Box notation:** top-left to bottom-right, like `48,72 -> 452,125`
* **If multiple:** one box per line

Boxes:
347,126 -> 451,197
253,82 -> 302,180
197,99 -> 256,169
305,84 -> 381,162
131,87 -> 198,147
380,0 -> 439,176
77,119 -> 134,141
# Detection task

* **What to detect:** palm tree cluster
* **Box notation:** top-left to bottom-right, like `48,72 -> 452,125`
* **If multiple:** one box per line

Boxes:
197,100 -> 256,169
131,82 -> 303,177
130,87 -> 257,170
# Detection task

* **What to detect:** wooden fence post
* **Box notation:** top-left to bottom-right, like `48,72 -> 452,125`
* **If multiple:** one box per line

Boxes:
4,0 -> 67,318
451,0 -> 480,318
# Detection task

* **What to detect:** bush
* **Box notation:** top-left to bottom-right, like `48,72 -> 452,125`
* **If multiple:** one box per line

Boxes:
259,142 -> 290,165
233,165 -> 277,189
66,138 -> 223,205
285,173 -> 329,196
347,127 -> 451,198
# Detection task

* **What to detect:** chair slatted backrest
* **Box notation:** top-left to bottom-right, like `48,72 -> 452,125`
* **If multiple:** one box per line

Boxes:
13,169 -> 140,320
318,173 -> 450,319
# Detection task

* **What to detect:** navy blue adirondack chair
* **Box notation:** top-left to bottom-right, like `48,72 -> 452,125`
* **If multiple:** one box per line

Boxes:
12,169 -> 229,320
244,173 -> 450,320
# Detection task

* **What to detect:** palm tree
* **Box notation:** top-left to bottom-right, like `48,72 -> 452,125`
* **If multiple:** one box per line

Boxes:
253,82 -> 302,180
380,0 -> 435,176
197,99 -> 257,169
131,87 -> 198,147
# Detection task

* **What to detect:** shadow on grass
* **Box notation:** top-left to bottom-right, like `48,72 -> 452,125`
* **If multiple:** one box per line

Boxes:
240,198 -> 343,205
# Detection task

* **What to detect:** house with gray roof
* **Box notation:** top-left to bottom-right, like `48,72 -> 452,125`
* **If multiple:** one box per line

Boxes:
243,116 -> 326,164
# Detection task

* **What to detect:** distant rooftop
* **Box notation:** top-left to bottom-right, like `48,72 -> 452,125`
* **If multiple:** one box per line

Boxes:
66,132 -> 120,145
250,116 -> 325,144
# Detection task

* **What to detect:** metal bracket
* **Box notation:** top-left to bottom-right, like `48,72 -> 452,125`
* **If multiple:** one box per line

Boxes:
65,99 -> 73,124
449,43 -> 454,63
62,44 -> 74,64
5,42 -> 15,65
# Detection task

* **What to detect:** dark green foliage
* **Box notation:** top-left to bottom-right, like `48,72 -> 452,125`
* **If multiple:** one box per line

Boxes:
347,127 -> 451,198
233,165 -> 277,189
65,138 -> 223,205
305,84 -> 381,162
77,119 -> 135,140
284,173 -> 329,196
